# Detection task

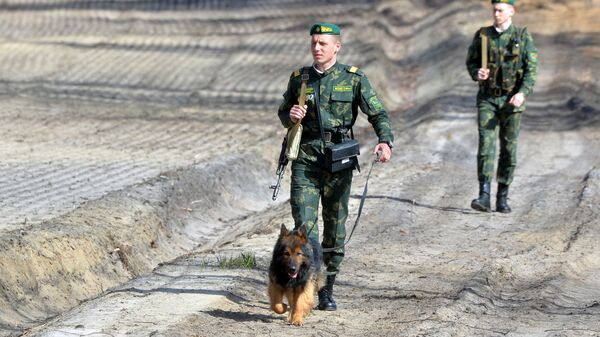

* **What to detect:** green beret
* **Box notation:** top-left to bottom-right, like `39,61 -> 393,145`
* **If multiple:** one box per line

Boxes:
491,0 -> 515,5
309,22 -> 341,36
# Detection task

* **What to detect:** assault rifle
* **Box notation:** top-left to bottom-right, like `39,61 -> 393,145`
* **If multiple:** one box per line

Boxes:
270,136 -> 289,201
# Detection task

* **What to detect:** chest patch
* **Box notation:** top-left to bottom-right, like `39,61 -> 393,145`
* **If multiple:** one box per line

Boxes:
333,85 -> 352,93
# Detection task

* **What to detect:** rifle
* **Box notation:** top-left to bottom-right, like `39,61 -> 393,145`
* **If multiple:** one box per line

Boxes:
284,71 -> 308,160
270,136 -> 289,200
271,69 -> 309,200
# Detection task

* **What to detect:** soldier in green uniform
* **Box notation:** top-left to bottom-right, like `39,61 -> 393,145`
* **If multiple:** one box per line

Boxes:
278,22 -> 394,310
466,0 -> 538,213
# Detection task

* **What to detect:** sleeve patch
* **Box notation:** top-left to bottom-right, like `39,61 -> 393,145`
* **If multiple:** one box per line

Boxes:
369,96 -> 383,111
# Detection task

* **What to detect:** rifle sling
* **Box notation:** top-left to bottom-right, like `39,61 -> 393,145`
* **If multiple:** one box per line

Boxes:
481,29 -> 488,70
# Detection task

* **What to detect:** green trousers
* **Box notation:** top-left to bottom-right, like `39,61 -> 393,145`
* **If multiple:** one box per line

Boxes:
290,161 -> 353,275
477,92 -> 523,185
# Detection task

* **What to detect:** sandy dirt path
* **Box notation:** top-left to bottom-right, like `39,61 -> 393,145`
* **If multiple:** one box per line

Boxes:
0,0 -> 599,336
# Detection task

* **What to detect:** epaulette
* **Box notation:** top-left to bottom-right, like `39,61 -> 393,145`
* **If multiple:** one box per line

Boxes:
290,67 -> 310,78
347,65 -> 363,76
519,26 -> 528,39
479,26 -> 494,39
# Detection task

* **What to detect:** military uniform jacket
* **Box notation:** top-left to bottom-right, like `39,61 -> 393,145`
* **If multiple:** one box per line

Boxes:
466,24 -> 538,97
278,62 -> 394,167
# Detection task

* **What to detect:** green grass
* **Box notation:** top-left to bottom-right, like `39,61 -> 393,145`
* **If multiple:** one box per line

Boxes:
216,252 -> 257,269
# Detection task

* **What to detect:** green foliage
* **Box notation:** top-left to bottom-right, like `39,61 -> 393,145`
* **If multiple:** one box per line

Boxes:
216,252 -> 257,269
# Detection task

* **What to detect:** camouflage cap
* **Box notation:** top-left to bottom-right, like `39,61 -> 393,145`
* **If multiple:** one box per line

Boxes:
309,22 -> 341,36
491,0 -> 515,5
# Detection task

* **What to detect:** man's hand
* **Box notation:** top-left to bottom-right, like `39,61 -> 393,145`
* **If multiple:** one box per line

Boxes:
290,104 -> 307,124
477,68 -> 490,81
509,92 -> 525,108
373,143 -> 392,163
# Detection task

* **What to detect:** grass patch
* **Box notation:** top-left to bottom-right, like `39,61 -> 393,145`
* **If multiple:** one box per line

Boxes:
216,252 -> 257,269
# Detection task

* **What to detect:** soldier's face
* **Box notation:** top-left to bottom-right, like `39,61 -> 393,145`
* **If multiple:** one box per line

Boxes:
311,34 -> 341,67
493,3 -> 514,26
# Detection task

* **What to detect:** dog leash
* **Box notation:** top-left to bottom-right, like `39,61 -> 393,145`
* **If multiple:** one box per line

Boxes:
321,152 -> 380,253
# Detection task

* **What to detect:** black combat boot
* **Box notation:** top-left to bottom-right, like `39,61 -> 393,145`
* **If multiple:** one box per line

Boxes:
471,181 -> 491,212
317,275 -> 337,311
496,183 -> 511,213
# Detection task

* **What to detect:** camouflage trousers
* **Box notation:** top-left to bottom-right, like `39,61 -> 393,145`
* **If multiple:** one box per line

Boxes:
290,161 -> 353,275
477,92 -> 523,185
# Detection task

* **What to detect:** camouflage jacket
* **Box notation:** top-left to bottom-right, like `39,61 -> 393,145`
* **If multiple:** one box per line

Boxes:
466,24 -> 538,97
278,62 -> 394,164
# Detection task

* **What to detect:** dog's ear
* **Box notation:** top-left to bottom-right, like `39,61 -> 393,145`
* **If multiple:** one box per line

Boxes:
297,224 -> 307,238
279,224 -> 288,237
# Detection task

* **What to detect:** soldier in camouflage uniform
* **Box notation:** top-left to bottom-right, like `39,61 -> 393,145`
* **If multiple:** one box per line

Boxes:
278,22 -> 394,310
466,0 -> 538,213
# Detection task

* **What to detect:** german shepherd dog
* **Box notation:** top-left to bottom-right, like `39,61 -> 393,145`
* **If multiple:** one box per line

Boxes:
268,224 -> 324,326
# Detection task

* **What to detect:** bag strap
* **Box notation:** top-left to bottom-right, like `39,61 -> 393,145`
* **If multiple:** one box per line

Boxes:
312,79 -> 326,146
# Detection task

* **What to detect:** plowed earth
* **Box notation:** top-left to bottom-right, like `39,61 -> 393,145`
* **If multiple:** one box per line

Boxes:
1,1 -> 599,336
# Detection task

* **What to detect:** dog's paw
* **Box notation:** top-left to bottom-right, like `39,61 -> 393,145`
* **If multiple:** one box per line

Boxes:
272,303 -> 287,314
290,318 -> 304,326
288,312 -> 305,326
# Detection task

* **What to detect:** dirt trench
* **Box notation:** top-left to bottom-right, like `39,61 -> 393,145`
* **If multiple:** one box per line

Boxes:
0,155 -> 274,335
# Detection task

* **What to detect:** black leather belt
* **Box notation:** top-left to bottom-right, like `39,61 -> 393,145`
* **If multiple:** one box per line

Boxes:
303,129 -> 350,143
303,131 -> 332,142
484,87 -> 512,97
